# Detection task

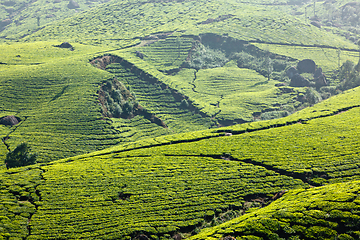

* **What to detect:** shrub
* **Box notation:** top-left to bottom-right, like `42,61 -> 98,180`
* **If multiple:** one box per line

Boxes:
111,89 -> 122,103
260,111 -> 289,120
113,103 -> 122,118
188,43 -> 228,70
180,99 -> 189,109
5,143 -> 37,169
305,88 -> 322,105
337,60 -> 360,91
123,101 -> 134,116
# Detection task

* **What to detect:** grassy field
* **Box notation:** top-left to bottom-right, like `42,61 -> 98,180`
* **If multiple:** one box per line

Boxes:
1,85 -> 359,239
1,0 -> 360,239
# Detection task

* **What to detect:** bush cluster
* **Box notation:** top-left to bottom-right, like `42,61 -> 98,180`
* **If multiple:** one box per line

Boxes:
101,80 -> 138,118
230,51 -> 290,81
337,60 -> 360,91
5,143 -> 37,169
186,42 -> 228,70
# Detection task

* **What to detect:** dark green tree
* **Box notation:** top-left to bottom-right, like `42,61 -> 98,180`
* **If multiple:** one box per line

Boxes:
5,143 -> 37,169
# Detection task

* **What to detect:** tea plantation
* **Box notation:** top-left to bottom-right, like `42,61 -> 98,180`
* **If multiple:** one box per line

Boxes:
1,84 -> 359,239
1,0 -> 360,239
189,180 -> 360,240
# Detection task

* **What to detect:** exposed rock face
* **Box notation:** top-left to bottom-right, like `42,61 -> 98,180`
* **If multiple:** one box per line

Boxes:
286,66 -> 298,79
315,75 -> 327,88
314,67 -> 323,79
313,67 -> 327,87
275,82 -> 286,87
297,59 -> 316,74
0,115 -> 20,126
289,74 -> 310,87
67,0 -> 80,9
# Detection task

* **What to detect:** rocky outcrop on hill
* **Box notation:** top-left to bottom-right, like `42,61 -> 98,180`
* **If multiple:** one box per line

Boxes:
67,0 -> 80,9
297,59 -> 316,74
0,115 -> 20,126
288,59 -> 327,88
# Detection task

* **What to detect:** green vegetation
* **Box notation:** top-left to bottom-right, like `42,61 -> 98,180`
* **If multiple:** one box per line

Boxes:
98,78 -> 138,118
0,0 -> 108,41
0,42 -> 124,163
187,42 -> 229,70
0,85 -> 359,239
337,60 -> 360,91
5,142 -> 37,169
1,0 -> 360,239
109,90 -> 360,186
189,180 -> 360,240
0,167 -> 41,239
253,43 -> 359,77
28,155 -> 306,239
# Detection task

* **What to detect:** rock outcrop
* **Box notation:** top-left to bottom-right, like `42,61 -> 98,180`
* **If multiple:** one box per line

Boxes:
297,59 -> 316,74
286,66 -> 298,79
314,67 -> 327,88
67,0 -> 80,9
0,115 -> 20,126
289,74 -> 310,87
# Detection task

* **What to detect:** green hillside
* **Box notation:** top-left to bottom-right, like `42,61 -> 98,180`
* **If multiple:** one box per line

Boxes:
1,0 -> 360,239
1,0 -> 360,163
189,180 -> 360,240
1,86 -> 360,239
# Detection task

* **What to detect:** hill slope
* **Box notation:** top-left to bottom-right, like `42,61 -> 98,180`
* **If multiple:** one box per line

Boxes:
189,180 -> 360,240
1,0 -> 360,164
1,85 -> 360,239
1,0 -> 360,239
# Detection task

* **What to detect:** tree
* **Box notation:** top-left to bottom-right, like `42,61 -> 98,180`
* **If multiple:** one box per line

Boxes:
5,143 -> 37,169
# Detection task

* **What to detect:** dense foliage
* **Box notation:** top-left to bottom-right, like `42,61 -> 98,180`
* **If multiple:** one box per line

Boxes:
5,143 -> 37,168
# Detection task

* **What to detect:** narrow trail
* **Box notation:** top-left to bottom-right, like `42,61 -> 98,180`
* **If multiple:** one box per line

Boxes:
26,167 -> 45,239
1,116 -> 28,152
191,70 -> 198,93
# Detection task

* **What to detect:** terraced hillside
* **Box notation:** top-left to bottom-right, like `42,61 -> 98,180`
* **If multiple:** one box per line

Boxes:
189,180 -> 360,240
1,0 -> 360,239
1,85 -> 360,239
1,0 -> 360,164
